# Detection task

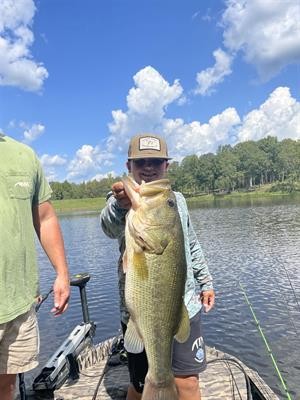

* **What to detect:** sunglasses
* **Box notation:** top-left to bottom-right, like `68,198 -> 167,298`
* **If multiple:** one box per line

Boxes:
132,158 -> 166,168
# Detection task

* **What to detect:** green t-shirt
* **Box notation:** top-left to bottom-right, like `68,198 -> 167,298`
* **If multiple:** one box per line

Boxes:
0,134 -> 52,323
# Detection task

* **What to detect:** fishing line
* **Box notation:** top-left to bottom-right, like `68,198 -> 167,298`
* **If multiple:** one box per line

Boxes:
279,261 -> 300,314
18,288 -> 54,400
35,288 -> 53,312
269,253 -> 300,333
207,357 -> 252,400
225,360 -> 244,400
273,272 -> 299,335
91,336 -> 126,400
239,282 -> 292,400
278,217 -> 300,315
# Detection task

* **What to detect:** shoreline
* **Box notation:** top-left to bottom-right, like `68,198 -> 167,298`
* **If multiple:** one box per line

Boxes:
52,191 -> 300,213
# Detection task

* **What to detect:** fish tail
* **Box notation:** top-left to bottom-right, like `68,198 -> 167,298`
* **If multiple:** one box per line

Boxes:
141,376 -> 178,400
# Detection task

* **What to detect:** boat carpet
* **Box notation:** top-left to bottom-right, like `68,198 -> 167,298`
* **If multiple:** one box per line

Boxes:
16,337 -> 280,400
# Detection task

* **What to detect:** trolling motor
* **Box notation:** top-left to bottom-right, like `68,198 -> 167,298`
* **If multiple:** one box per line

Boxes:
32,272 -> 96,392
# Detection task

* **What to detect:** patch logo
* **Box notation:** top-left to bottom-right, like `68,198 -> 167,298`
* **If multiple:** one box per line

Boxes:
192,336 -> 204,363
139,137 -> 160,151
15,181 -> 30,188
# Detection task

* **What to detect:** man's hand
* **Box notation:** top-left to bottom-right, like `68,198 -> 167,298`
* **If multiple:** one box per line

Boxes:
200,289 -> 215,313
112,182 -> 131,209
51,274 -> 70,316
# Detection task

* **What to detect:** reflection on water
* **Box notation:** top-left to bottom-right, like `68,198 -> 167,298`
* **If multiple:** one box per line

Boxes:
32,199 -> 299,398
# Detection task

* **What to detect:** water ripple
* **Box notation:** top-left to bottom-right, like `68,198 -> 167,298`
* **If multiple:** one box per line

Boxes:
32,203 -> 300,398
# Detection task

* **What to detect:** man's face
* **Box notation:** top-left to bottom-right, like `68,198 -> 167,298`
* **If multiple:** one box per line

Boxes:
126,158 -> 169,184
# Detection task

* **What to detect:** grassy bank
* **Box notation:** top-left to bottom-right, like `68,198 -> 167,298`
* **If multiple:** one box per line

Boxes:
51,189 -> 300,213
187,190 -> 300,202
186,189 -> 300,208
52,197 -> 106,213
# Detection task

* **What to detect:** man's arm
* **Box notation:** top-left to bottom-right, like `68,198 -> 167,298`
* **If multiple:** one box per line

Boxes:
32,201 -> 70,316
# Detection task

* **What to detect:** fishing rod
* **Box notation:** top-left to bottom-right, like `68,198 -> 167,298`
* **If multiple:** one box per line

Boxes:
239,282 -> 293,400
18,290 -> 54,400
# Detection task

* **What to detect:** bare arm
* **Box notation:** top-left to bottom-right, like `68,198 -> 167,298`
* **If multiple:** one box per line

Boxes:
33,201 -> 70,316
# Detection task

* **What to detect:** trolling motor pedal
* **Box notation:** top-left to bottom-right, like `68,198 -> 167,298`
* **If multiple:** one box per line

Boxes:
70,272 -> 90,287
32,272 -> 96,392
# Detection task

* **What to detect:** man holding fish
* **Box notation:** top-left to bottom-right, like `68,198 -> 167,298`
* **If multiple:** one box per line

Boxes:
100,133 -> 215,400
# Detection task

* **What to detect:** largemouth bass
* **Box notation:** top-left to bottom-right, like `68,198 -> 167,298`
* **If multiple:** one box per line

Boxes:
122,176 -> 190,400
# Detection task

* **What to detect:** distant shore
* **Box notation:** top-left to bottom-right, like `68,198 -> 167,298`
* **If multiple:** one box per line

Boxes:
52,190 -> 300,214
186,190 -> 300,202
52,197 -> 106,213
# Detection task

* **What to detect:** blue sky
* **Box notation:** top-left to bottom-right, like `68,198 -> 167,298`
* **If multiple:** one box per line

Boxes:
1,0 -> 300,182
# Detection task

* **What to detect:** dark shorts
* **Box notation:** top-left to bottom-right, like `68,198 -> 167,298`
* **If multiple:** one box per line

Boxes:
122,310 -> 206,393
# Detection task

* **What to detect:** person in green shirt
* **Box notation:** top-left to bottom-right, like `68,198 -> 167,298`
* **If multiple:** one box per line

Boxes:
0,133 -> 70,400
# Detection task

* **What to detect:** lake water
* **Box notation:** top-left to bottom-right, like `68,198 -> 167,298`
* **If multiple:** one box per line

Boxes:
31,197 -> 300,399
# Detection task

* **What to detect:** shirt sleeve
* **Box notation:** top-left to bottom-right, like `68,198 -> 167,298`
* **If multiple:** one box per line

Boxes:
32,154 -> 52,205
100,192 -> 128,239
188,213 -> 214,292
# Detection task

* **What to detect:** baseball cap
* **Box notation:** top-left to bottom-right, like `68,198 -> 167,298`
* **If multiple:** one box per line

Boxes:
128,133 -> 172,160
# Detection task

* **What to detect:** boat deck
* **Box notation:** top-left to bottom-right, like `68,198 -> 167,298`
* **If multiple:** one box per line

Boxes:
17,337 -> 280,400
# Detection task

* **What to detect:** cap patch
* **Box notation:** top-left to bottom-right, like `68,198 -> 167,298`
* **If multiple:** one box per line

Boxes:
139,137 -> 160,151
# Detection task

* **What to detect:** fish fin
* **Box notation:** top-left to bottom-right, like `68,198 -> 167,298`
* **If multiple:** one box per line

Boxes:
122,249 -> 128,273
142,376 -> 178,400
174,304 -> 190,343
132,241 -> 144,254
124,319 -> 144,353
122,176 -> 140,210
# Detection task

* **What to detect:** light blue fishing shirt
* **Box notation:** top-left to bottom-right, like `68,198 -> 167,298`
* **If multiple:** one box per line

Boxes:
100,191 -> 213,324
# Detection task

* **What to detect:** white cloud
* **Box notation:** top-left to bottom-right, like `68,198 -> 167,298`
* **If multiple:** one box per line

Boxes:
92,171 -> 117,181
194,0 -> 300,95
105,66 -> 241,162
195,48 -> 233,95
39,154 -> 67,182
66,65 -> 298,182
0,0 -> 48,91
63,67 -> 183,181
222,0 -> 300,80
108,66 -> 183,152
40,154 -> 67,167
23,123 -> 45,142
127,66 -> 182,116
66,144 -> 114,182
162,107 -> 241,159
237,87 -> 300,142
105,67 -> 299,175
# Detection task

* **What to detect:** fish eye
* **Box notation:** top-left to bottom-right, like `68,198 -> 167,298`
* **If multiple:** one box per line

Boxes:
167,199 -> 175,207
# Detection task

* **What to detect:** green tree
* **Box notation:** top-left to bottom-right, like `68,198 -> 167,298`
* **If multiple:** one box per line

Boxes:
234,141 -> 266,187
215,145 -> 239,191
278,139 -> 300,181
257,136 -> 279,183
50,181 -> 63,200
180,155 -> 200,195
196,153 -> 217,192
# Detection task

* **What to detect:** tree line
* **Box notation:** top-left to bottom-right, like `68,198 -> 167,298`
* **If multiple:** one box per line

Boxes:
50,136 -> 300,200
